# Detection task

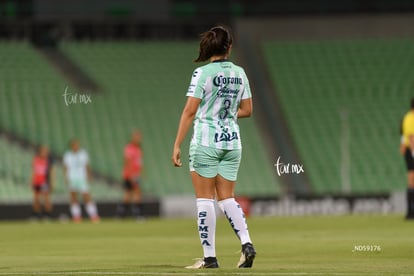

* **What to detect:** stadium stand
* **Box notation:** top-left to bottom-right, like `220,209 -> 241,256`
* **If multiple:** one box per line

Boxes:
0,41 -> 279,200
263,38 -> 410,194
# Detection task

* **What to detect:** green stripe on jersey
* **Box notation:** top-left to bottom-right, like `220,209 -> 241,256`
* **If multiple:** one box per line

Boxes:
186,61 -> 252,150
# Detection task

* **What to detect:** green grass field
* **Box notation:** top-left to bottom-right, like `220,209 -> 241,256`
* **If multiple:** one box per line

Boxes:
0,215 -> 413,275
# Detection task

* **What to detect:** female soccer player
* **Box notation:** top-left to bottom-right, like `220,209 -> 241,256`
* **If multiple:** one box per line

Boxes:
172,25 -> 256,269
63,139 -> 99,223
117,130 -> 143,218
31,144 -> 53,219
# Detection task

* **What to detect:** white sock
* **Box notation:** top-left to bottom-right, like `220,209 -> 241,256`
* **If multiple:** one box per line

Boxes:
86,202 -> 98,218
218,198 -> 252,245
70,203 -> 81,219
196,198 -> 216,258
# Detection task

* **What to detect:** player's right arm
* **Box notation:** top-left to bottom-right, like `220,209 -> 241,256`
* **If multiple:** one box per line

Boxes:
172,68 -> 204,167
84,151 -> 92,183
172,96 -> 201,167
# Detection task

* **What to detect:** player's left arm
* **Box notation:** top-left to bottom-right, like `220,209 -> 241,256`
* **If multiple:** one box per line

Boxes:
85,152 -> 92,183
86,164 -> 92,183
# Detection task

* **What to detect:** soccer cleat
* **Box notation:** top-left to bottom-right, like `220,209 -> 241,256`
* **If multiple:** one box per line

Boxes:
185,257 -> 219,269
237,243 -> 256,268
72,216 -> 82,223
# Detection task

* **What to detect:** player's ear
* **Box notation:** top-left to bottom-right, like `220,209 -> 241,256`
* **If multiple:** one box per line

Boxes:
227,44 -> 233,56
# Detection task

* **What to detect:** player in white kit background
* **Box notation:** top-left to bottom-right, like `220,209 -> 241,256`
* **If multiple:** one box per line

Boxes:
63,139 -> 100,223
172,25 -> 256,269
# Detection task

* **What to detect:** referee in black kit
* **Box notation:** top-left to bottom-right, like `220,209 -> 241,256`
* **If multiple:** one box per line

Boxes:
401,98 -> 414,220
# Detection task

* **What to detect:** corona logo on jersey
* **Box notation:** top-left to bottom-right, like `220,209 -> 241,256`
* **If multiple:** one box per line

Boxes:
213,75 -> 243,86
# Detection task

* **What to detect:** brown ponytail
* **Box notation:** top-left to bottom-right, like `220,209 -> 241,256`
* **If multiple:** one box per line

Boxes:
194,25 -> 233,62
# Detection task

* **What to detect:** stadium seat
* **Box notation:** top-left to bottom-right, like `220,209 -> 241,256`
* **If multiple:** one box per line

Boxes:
263,39 -> 410,194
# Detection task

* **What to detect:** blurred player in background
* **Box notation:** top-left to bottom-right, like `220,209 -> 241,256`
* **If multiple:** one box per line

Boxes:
63,139 -> 100,223
117,130 -> 143,218
31,144 -> 54,219
401,98 -> 414,220
172,25 -> 256,269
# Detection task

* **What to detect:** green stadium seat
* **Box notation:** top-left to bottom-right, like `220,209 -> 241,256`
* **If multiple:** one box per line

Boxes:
263,38 -> 411,194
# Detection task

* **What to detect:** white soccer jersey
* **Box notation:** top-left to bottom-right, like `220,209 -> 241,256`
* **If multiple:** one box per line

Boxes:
186,60 -> 252,150
63,149 -> 89,182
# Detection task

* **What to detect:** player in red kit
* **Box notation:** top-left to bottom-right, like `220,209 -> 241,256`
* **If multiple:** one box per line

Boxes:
117,131 -> 143,218
31,145 -> 54,219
